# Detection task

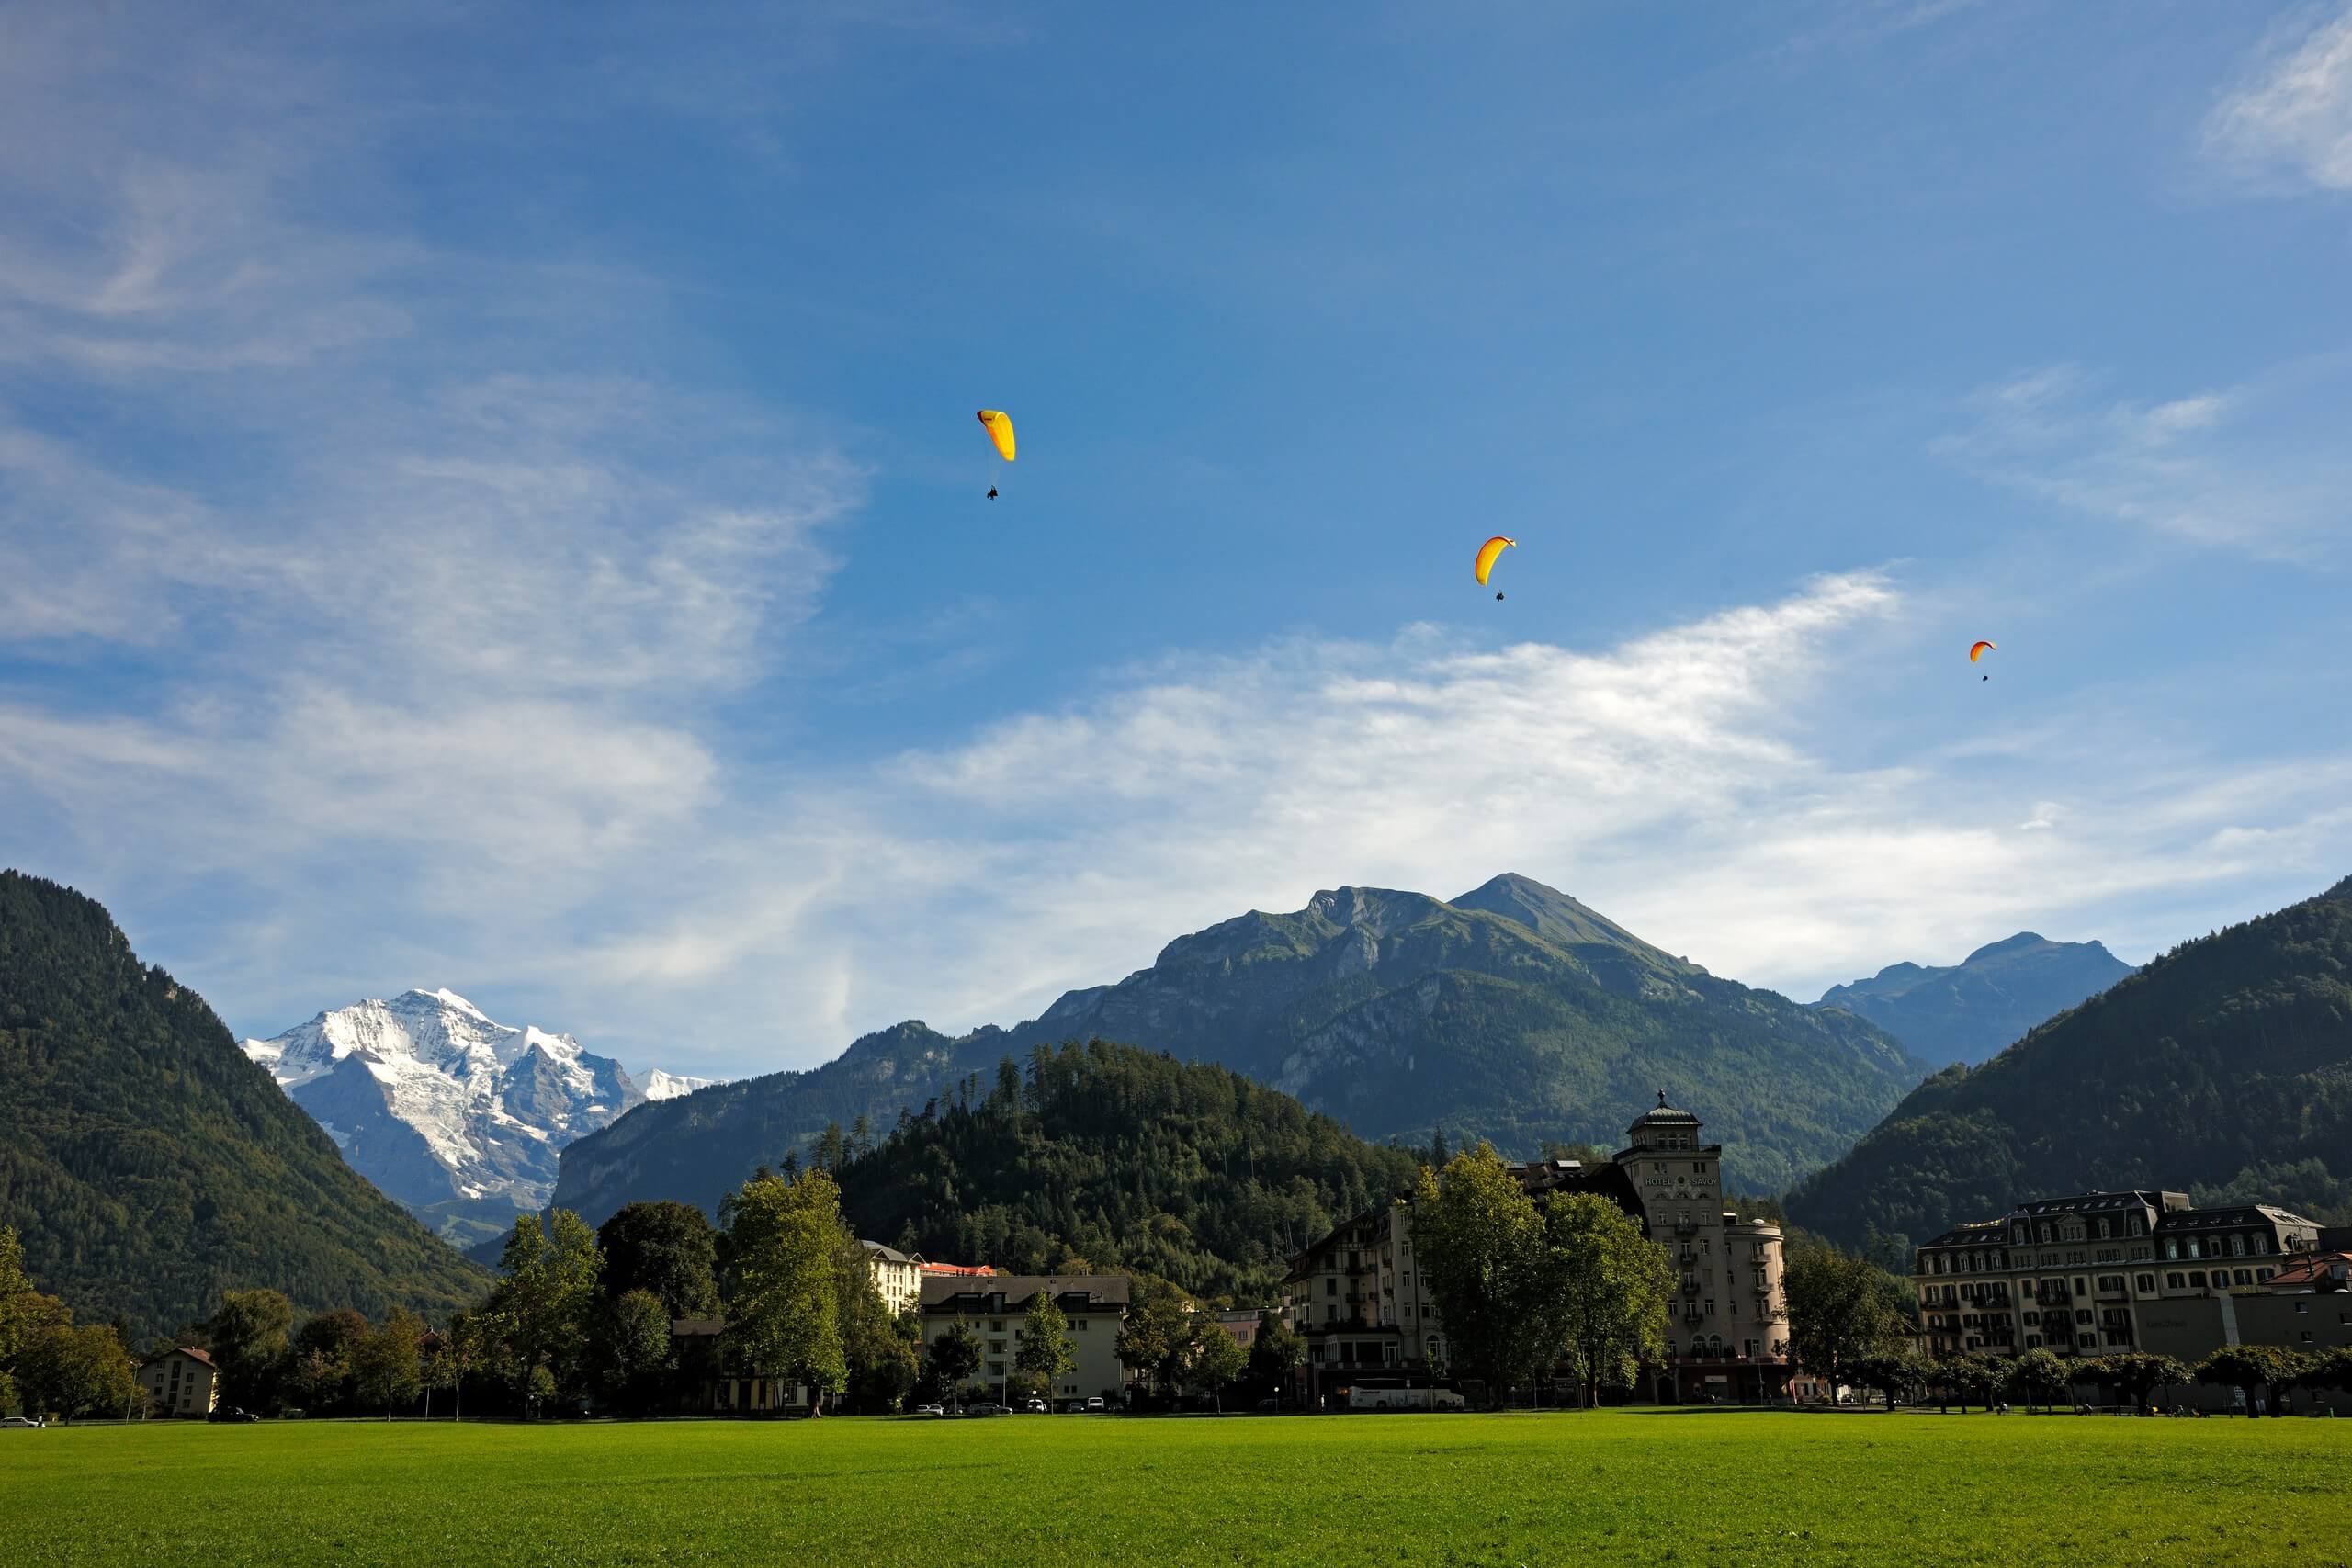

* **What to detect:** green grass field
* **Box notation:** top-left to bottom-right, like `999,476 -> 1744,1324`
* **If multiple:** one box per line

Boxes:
5,1409 -> 2348,1566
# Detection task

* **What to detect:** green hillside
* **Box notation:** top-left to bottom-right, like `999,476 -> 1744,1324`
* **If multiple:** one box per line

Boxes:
555,874 -> 1924,1223
1788,874 -> 2352,1251
833,1038 -> 1427,1303
0,871 -> 490,1337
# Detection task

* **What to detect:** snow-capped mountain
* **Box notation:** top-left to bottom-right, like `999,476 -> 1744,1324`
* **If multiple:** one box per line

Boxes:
641,1069 -> 720,1101
241,987 -> 716,1243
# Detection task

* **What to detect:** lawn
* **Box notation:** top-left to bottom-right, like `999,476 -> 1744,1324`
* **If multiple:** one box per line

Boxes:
5,1409 -> 2348,1566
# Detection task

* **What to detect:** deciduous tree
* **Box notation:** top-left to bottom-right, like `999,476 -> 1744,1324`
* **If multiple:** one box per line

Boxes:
925,1320 -> 982,1399
2195,1345 -> 2307,1418
1015,1290 -> 1077,1404
352,1309 -> 425,1419
597,1202 -> 720,1320
721,1168 -> 847,1413
1411,1147 -> 1556,1404
597,1291 -> 673,1415
17,1323 -> 140,1423
1541,1192 -> 1673,1408
1784,1247 -> 1903,1403
487,1210 -> 604,1411
204,1289 -> 293,1414
1183,1313 -> 1247,1412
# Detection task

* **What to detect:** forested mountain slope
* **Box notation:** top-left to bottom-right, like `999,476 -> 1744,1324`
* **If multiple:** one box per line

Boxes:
1788,875 -> 2352,1251
834,1039 -> 1428,1304
555,874 -> 1924,1224
0,872 -> 489,1336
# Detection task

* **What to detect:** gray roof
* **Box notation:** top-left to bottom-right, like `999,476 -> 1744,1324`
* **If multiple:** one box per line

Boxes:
861,1240 -> 920,1264
918,1274 -> 1132,1313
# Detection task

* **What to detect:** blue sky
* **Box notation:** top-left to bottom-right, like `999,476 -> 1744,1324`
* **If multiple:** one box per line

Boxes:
4,1 -> 2349,1079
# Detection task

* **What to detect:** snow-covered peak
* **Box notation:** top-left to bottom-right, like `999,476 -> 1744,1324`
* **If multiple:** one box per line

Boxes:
240,989 -> 703,1224
642,1069 -> 722,1101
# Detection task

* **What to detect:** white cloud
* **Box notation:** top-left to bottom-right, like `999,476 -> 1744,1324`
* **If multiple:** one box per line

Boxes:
1935,363 -> 2352,558
2205,4 -> 2352,195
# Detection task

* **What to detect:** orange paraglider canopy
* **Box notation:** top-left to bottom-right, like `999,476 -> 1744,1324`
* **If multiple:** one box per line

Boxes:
1968,640 -> 1997,663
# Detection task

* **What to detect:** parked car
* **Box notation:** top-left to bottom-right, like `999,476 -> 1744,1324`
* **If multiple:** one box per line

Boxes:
965,1401 -> 1008,1416
1,1416 -> 43,1427
913,1404 -> 944,1416
1084,1396 -> 1106,1413
1254,1398 -> 1285,1414
1022,1397 -> 1048,1414
207,1407 -> 261,1424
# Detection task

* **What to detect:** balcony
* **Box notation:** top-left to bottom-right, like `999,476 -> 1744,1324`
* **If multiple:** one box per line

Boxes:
1681,1279 -> 1701,1297
1674,1219 -> 1700,1237
1680,1306 -> 1703,1325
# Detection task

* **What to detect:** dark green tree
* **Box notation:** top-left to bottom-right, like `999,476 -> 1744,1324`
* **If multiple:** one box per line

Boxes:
2007,1348 -> 2069,1414
204,1288 -> 293,1414
596,1202 -> 720,1320
1784,1247 -> 1903,1402
2195,1345 -> 2308,1418
925,1320 -> 982,1401
597,1291 -> 674,1415
1247,1312 -> 1306,1403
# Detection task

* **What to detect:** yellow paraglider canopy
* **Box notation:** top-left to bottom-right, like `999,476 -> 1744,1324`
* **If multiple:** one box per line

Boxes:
977,410 -> 1016,462
1474,536 -> 1516,587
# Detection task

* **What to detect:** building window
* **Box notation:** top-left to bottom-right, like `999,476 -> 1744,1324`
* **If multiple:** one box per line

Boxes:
2188,1272 -> 2206,1288
2301,1331 -> 2314,1344
2136,1274 -> 2154,1292
1070,1319 -> 1087,1331
2166,1273 -> 2185,1289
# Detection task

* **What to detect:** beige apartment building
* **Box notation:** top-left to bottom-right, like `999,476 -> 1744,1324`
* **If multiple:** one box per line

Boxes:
861,1240 -> 925,1314
139,1348 -> 218,1417
916,1274 -> 1132,1404
1283,1096 -> 1792,1405
1915,1190 -> 2322,1359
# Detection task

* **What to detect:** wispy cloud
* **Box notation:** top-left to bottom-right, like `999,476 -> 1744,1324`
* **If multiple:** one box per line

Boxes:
1934,363 -> 2352,559
2204,3 -> 2352,196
